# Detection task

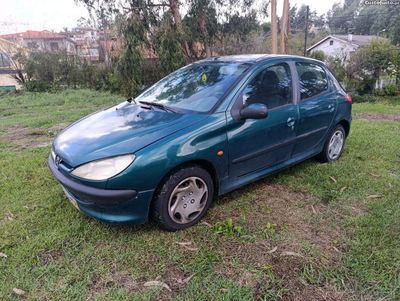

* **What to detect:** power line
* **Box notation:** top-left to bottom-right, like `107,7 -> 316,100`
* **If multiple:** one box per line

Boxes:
329,11 -> 393,20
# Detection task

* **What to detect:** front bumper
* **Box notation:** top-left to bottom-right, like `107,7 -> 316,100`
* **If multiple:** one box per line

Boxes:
48,155 -> 154,225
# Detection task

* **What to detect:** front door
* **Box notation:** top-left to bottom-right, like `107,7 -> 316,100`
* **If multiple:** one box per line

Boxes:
226,62 -> 299,178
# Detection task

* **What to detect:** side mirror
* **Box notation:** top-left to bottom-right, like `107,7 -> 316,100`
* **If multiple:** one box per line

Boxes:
240,103 -> 268,120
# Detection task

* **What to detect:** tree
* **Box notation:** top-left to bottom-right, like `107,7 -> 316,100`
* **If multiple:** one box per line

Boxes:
113,14 -> 148,96
326,0 -> 400,44
344,38 -> 398,94
152,13 -> 186,73
290,4 -> 320,34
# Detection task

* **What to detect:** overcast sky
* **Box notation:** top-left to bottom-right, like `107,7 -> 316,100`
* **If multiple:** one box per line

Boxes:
0,0 -> 343,35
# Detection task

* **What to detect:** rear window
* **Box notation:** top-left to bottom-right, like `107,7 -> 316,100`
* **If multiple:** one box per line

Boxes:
296,62 -> 328,100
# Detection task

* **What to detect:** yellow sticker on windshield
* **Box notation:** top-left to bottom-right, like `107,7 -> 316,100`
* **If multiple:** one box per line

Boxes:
202,74 -> 207,82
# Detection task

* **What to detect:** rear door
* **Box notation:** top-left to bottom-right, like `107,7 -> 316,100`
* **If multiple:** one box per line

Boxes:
292,62 -> 337,157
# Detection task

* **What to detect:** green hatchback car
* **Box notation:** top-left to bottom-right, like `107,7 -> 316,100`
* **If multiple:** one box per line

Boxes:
49,54 -> 352,231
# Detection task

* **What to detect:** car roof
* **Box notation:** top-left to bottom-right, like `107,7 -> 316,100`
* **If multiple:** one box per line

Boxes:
200,54 -> 324,65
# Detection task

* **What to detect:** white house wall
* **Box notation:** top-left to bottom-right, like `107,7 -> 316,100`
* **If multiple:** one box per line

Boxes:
310,37 -> 357,60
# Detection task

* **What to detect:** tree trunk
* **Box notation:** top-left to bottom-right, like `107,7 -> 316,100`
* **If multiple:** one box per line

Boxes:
271,0 -> 278,54
200,13 -> 211,58
169,0 -> 191,63
280,0 -> 290,54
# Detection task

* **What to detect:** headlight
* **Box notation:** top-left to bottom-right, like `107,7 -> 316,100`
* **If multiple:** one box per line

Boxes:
71,154 -> 136,181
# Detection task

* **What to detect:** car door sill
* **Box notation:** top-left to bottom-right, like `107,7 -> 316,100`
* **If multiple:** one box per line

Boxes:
231,126 -> 327,164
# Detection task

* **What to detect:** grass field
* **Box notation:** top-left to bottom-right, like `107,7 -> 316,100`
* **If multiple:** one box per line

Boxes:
0,90 -> 399,300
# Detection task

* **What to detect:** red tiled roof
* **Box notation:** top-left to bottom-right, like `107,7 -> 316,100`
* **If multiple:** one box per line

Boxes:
0,30 -> 66,39
75,38 -> 88,46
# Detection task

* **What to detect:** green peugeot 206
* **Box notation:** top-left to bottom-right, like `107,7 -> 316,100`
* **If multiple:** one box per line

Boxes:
49,54 -> 352,231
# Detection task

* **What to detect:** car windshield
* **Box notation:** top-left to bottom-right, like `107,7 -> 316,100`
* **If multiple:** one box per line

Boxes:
135,62 -> 250,113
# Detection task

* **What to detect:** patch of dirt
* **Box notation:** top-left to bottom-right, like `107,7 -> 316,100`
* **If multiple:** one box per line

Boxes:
0,124 -> 68,151
48,123 -> 69,134
40,249 -> 63,266
205,182 -> 364,300
293,285 -> 348,301
354,112 -> 400,123
86,265 -> 193,300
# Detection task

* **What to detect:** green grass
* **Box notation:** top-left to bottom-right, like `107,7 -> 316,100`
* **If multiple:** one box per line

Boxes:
0,90 -> 399,300
0,90 -> 124,133
353,101 -> 400,114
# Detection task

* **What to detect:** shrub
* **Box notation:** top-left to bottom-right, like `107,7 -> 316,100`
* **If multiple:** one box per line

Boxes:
356,75 -> 375,95
24,79 -> 52,92
350,93 -> 382,103
382,84 -> 400,96
374,88 -> 385,96
308,50 -> 326,61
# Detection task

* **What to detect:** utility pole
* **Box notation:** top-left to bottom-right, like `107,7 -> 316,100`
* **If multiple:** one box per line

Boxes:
280,0 -> 290,54
271,0 -> 278,54
303,5 -> 309,57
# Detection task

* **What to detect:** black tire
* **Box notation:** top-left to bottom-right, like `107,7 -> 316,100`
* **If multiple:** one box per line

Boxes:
316,124 -> 346,163
152,165 -> 214,231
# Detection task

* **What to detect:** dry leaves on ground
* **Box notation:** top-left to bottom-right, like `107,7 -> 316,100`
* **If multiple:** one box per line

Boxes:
13,288 -> 26,295
143,281 -> 172,292
366,195 -> 382,199
175,241 -> 199,251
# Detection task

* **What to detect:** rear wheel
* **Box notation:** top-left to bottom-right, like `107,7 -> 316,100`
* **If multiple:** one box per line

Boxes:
152,165 -> 213,231
317,124 -> 346,163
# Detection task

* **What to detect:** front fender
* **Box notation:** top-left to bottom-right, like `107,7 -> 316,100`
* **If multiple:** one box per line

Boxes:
106,112 -> 229,193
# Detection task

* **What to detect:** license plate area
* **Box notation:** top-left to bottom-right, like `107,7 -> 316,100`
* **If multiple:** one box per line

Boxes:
62,186 -> 80,211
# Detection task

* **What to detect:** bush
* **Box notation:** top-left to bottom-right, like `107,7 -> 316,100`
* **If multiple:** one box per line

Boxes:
24,79 -> 52,92
355,75 -> 375,95
308,50 -> 326,61
374,88 -> 385,96
374,85 -> 400,96
350,94 -> 381,103
383,84 -> 400,96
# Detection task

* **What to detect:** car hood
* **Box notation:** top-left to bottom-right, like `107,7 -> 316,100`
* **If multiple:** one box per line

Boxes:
53,102 -> 206,167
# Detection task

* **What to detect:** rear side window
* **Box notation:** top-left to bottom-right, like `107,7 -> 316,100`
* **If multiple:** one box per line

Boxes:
296,62 -> 328,100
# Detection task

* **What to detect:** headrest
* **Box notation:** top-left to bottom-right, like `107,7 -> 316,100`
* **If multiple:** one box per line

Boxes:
300,71 -> 317,82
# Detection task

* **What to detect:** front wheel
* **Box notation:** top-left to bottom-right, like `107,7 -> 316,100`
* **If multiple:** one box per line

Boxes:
316,124 -> 346,163
152,165 -> 214,231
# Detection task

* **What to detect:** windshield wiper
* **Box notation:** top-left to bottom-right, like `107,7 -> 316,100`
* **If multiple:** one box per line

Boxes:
138,101 -> 180,113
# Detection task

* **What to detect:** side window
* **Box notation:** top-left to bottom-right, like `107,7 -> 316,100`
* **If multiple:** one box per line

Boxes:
296,62 -> 328,100
0,53 -> 10,68
50,42 -> 59,51
242,63 -> 292,110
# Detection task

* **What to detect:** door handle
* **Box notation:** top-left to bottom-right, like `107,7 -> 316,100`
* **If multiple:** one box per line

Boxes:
328,104 -> 335,113
287,117 -> 295,127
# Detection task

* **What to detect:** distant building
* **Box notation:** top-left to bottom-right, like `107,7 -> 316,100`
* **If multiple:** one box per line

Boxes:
0,38 -> 28,90
307,34 -> 382,60
75,39 -> 100,62
0,30 -> 76,55
62,27 -> 113,62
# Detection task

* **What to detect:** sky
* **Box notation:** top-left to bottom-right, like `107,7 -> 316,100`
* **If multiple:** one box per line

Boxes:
0,0 -> 343,35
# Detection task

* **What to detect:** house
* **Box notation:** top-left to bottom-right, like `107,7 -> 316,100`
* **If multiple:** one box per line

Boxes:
76,39 -> 100,62
67,27 -> 111,43
62,27 -> 113,62
0,30 -> 76,55
307,34 -> 382,60
0,38 -> 28,90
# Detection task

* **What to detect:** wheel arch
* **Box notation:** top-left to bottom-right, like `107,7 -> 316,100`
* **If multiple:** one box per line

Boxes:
148,159 -> 219,224
151,159 -> 219,202
338,119 -> 350,137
